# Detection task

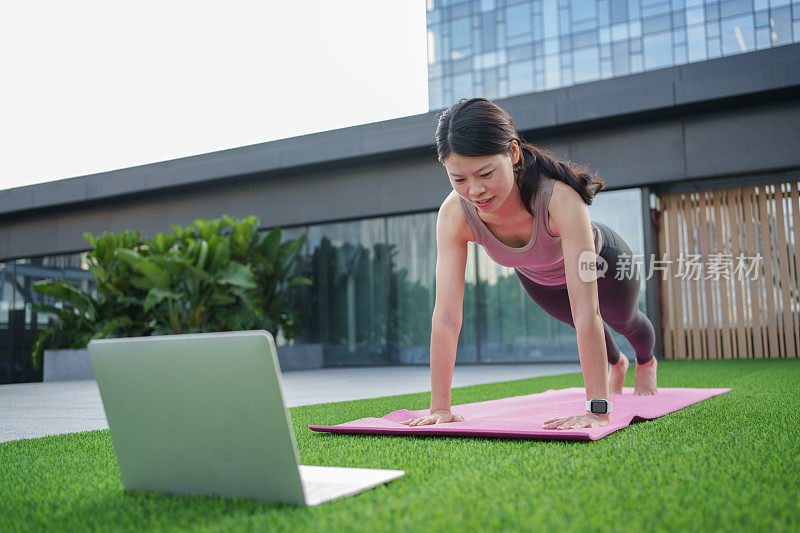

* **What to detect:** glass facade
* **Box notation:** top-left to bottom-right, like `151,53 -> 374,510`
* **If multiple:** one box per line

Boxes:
426,0 -> 800,109
1,187 -> 644,383
278,187 -> 645,366
0,253 -> 94,383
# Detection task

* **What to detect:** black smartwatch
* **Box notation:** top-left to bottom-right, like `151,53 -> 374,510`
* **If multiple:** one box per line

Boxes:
585,399 -> 613,415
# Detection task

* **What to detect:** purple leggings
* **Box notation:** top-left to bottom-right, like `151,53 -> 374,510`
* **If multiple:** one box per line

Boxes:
515,222 -> 655,365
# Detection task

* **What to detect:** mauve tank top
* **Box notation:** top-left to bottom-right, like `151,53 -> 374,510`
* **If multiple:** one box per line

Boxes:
458,175 -> 604,286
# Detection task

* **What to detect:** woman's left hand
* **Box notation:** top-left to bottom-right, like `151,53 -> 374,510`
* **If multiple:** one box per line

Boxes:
543,412 -> 609,429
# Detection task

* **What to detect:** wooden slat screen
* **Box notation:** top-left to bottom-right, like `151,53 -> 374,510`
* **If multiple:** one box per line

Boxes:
655,181 -> 800,359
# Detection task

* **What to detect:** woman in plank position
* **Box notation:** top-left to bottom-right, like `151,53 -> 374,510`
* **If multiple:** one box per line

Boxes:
401,97 -> 658,430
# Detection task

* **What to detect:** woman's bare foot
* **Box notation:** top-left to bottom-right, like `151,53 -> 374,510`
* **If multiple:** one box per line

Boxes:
608,354 -> 629,395
633,356 -> 658,395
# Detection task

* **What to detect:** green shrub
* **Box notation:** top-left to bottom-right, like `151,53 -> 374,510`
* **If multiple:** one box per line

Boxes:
30,215 -> 312,369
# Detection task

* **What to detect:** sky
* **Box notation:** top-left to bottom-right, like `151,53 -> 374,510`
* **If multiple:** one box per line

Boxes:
0,0 -> 429,192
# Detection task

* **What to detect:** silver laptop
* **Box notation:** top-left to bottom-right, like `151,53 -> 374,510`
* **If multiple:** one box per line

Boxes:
87,330 -> 404,506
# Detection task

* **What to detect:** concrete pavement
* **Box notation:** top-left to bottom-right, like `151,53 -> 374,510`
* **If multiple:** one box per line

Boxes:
0,363 -> 581,443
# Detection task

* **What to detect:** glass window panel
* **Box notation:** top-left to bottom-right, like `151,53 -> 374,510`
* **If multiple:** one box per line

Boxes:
642,14 -> 672,34
495,19 -> 506,47
769,0 -> 790,7
642,1 -> 673,18
629,0 -> 641,18
574,46 -> 601,83
720,0 -> 755,18
572,1 -> 597,23
508,59 -> 535,94
707,19 -> 721,37
598,0 -> 610,26
386,212 -> 438,364
543,0 -> 559,39
611,0 -> 628,24
601,57 -> 614,77
268,225 -> 312,347
705,3 -> 720,22
306,219 -> 388,366
755,9 -> 769,26
0,262 -> 13,384
482,11 -> 497,50
770,6 -> 793,44
12,256 -> 66,383
674,42 -> 689,61
572,19 -> 599,33
631,52 -> 644,71
453,71 -> 473,98
506,2 -> 532,36
721,13 -> 755,53
643,31 -> 674,68
429,79 -> 444,110
756,25 -> 772,46
573,29 -> 599,47
673,10 -> 686,28
509,43 -> 533,61
630,19 -> 643,37
613,40 -> 631,74
687,6 -> 705,24
612,21 -> 629,40
588,189 -> 647,362
508,33 -> 534,46
452,16 -> 471,49
708,35 -> 722,56
545,53 -> 561,88
687,23 -> 708,59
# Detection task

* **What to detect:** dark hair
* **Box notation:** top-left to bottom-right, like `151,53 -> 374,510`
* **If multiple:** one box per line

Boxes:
434,97 -> 605,215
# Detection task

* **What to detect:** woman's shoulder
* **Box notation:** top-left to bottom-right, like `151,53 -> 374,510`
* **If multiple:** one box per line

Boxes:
439,190 -> 476,244
547,177 -> 589,237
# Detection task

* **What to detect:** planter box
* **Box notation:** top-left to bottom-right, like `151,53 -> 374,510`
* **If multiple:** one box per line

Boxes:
42,342 -> 325,382
43,349 -> 93,382
276,343 -> 324,371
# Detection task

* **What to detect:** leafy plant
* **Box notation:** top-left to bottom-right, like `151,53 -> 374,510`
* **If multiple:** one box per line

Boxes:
31,215 -> 312,369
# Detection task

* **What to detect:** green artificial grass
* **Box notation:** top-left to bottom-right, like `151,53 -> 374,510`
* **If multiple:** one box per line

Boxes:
1,359 -> 798,532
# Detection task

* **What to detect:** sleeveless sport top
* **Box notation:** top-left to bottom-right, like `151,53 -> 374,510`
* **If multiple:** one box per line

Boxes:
458,174 -> 604,286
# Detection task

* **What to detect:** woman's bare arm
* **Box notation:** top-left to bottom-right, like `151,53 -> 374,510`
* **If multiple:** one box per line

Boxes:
400,195 -> 468,425
544,181 -> 610,429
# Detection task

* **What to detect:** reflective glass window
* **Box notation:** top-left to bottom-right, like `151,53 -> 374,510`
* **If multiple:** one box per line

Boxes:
643,31 -> 674,68
386,212 -> 438,364
306,219 -> 388,366
508,59 -> 535,94
574,46 -> 600,83
721,13 -> 755,53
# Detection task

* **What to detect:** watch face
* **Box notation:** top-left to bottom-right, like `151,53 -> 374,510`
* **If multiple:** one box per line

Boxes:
591,399 -> 608,414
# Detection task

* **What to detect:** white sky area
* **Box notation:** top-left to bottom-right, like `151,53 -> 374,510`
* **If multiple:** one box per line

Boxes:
0,0 -> 429,192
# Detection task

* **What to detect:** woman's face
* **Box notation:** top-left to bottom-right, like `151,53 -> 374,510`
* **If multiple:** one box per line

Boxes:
443,140 -> 521,215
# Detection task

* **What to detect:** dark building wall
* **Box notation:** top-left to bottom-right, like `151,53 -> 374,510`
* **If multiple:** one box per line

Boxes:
2,97 -> 799,261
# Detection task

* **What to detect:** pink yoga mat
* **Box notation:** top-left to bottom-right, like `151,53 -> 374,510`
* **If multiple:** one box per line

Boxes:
308,387 -> 731,441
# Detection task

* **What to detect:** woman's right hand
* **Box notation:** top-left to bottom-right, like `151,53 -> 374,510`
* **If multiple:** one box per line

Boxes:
399,409 -> 465,426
